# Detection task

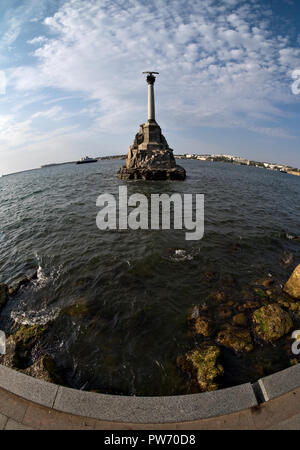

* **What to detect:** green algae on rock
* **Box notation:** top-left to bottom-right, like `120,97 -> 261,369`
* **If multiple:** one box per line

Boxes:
14,324 -> 46,349
284,264 -> 300,300
217,324 -> 253,353
177,345 -> 224,392
13,325 -> 46,368
187,305 -> 212,337
0,325 -> 46,369
252,304 -> 293,342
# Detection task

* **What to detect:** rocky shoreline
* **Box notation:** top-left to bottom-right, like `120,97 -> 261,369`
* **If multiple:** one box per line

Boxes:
0,264 -> 300,394
177,265 -> 300,392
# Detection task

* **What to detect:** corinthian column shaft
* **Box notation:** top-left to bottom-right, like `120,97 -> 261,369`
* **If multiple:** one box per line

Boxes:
148,83 -> 155,121
144,72 -> 157,122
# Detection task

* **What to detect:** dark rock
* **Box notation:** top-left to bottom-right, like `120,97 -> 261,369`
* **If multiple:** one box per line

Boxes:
232,313 -> 248,327
0,284 -> 8,310
8,275 -> 34,296
117,165 -> 186,181
13,325 -> 46,368
60,300 -> 90,318
216,305 -> 232,321
24,354 -> 63,384
281,252 -> 294,267
118,120 -> 186,180
208,290 -> 227,303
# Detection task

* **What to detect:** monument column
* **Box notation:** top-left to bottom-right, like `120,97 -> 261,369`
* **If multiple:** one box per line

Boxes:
147,74 -> 155,121
117,71 -> 186,181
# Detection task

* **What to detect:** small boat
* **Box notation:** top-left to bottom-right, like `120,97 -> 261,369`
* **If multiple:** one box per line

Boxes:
76,156 -> 98,165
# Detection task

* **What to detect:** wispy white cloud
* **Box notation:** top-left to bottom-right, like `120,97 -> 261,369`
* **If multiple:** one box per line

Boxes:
27,36 -> 48,45
0,0 -> 300,174
0,71 -> 6,95
7,0 -> 300,140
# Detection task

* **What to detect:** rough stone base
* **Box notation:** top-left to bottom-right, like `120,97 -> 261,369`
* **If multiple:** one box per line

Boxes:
117,165 -> 186,181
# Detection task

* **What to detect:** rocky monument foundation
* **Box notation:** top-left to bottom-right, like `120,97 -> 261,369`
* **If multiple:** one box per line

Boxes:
117,72 -> 186,181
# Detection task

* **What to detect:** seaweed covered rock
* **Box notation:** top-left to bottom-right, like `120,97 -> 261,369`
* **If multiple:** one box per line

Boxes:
252,304 -> 293,342
13,325 -> 46,368
232,313 -> 248,327
177,345 -> 223,392
14,324 -> 45,349
24,354 -> 63,384
217,324 -> 253,353
0,284 -> 8,310
187,305 -> 212,337
284,264 -> 300,300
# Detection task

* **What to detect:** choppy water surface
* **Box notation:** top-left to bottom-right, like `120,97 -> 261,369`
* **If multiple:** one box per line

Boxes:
0,160 -> 300,395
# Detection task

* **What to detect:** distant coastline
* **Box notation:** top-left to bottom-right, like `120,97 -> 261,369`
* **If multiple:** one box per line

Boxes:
176,154 -> 300,176
2,153 -> 300,177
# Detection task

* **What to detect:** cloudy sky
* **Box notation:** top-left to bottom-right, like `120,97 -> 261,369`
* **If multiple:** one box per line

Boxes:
0,0 -> 300,174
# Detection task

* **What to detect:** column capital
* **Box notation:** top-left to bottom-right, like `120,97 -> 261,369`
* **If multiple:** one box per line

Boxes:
143,71 -> 159,85
146,74 -> 156,85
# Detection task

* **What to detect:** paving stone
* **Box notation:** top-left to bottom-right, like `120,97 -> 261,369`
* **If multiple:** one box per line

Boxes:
268,413 -> 300,430
251,387 -> 300,430
0,387 -> 28,422
5,418 -> 33,430
0,412 -> 8,430
23,404 -> 95,430
0,364 -> 58,408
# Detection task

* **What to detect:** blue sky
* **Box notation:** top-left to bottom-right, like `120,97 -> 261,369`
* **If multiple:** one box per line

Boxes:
0,0 -> 300,174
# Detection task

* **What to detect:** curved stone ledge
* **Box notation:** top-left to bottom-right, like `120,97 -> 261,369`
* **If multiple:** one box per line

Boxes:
254,363 -> 300,402
0,363 -> 299,424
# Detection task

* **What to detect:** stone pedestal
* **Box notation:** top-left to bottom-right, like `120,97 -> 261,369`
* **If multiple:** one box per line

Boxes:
117,72 -> 186,181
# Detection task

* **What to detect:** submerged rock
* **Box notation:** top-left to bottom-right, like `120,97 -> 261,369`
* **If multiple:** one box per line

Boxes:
281,252 -> 294,268
0,325 -> 47,370
216,305 -> 232,321
24,354 -> 63,384
255,277 -> 274,288
284,264 -> 300,300
277,297 -> 299,313
60,300 -> 90,318
0,284 -> 8,310
14,324 -> 46,349
232,313 -> 248,327
252,304 -> 293,342
208,290 -> 227,303
177,345 -> 223,392
188,305 -> 212,337
8,273 -> 37,296
217,324 -> 253,353
14,325 -> 46,368
238,300 -> 260,311
204,272 -> 218,283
